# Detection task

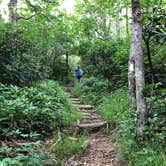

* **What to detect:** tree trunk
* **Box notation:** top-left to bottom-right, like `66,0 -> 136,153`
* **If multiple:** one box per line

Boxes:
142,36 -> 157,84
145,39 -> 155,84
126,6 -> 129,34
66,52 -> 69,76
116,0 -> 121,37
8,0 -> 18,24
131,0 -> 147,136
128,19 -> 136,109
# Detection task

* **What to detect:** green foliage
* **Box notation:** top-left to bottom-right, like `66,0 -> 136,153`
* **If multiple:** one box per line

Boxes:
0,24 -> 49,86
0,80 -> 80,138
72,82 -> 165,165
0,80 -> 81,165
72,77 -> 110,105
97,89 -> 128,125
71,83 -> 82,97
116,109 -> 166,166
0,158 -> 22,166
54,133 -> 86,160
0,141 -> 48,166
79,39 -> 129,88
0,0 -> 165,165
96,89 -> 166,166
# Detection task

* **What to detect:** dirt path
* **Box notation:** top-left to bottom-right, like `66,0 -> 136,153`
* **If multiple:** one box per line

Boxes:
64,86 -> 116,166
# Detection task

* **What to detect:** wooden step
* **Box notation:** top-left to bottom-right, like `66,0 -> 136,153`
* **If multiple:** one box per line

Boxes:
81,112 -> 92,116
81,109 -> 95,114
72,101 -> 81,104
89,117 -> 101,120
77,105 -> 94,110
64,88 -> 71,92
81,119 -> 103,124
77,121 -> 107,128
64,90 -> 108,133
70,98 -> 80,102
83,115 -> 92,119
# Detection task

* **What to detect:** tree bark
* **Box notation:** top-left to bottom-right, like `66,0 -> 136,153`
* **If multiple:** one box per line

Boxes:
66,52 -> 69,76
8,0 -> 18,24
144,39 -> 155,84
116,0 -> 121,37
128,21 -> 136,108
131,0 -> 147,136
126,6 -> 129,34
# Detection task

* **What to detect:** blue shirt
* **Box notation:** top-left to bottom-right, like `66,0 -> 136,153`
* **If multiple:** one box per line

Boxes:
75,69 -> 81,77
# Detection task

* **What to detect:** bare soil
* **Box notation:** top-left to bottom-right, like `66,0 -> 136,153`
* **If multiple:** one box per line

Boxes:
66,132 -> 116,166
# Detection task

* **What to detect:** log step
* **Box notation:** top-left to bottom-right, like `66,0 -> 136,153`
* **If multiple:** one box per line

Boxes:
72,101 -> 81,104
70,98 -> 80,102
81,119 -> 103,124
77,105 -> 94,110
64,86 -> 107,132
81,112 -> 92,116
77,122 -> 107,128
64,87 -> 72,92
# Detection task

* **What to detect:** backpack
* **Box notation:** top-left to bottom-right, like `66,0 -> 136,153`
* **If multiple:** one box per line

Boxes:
75,69 -> 81,77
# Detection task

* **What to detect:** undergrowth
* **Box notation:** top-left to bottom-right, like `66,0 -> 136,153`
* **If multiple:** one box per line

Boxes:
0,80 -> 81,165
72,78 -> 166,165
96,89 -> 128,126
54,132 -> 86,161
98,89 -> 166,166
72,77 -> 110,105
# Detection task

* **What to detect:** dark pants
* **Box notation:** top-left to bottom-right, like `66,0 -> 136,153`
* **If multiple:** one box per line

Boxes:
76,75 -> 82,82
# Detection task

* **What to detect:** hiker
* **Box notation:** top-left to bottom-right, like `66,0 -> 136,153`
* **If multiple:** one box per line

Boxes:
74,66 -> 82,82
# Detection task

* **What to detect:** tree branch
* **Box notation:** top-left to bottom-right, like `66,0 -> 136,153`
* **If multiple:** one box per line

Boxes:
18,13 -> 37,20
18,12 -> 52,22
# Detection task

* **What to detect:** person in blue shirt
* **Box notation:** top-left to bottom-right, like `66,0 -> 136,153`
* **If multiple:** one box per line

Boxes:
74,66 -> 82,82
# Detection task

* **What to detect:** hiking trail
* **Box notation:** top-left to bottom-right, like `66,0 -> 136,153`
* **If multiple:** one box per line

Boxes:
64,86 -> 117,166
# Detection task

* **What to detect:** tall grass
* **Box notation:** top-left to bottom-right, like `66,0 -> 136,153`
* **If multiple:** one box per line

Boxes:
96,89 -> 166,166
97,89 -> 166,166
71,79 -> 166,165
54,134 -> 86,160
97,89 -> 128,124
71,83 -> 82,97
72,77 -> 110,105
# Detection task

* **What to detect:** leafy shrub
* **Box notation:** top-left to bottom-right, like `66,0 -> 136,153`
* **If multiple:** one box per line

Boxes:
96,89 -> 166,166
72,76 -> 166,165
0,141 -> 48,166
0,158 -> 22,166
79,39 -> 129,88
0,80 -> 80,138
97,89 -> 128,125
97,92 -> 165,166
0,24 -> 50,86
72,77 -> 110,105
54,134 -> 85,159
116,112 -> 166,166
71,83 -> 82,97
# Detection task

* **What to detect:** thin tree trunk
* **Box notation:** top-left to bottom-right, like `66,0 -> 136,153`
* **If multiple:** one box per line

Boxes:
128,23 -> 136,108
143,35 -> 157,84
126,6 -> 129,34
116,0 -> 121,37
131,0 -> 147,136
8,0 -> 18,24
66,52 -> 69,76
145,39 -> 155,84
